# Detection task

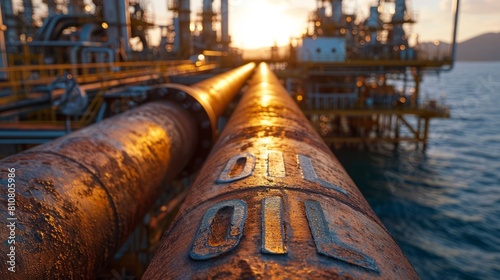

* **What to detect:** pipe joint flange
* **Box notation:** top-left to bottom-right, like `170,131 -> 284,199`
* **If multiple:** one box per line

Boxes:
147,84 -> 217,174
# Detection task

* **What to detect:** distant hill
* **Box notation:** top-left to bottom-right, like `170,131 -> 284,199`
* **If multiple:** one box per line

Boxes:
242,32 -> 500,61
456,32 -> 500,61
418,32 -> 500,61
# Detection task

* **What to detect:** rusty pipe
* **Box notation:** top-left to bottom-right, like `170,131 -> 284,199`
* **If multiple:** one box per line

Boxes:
0,63 -> 256,279
143,64 -> 418,279
152,62 -> 256,171
0,102 -> 197,279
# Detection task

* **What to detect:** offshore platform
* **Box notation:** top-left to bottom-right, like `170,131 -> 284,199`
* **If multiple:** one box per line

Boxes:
0,0 -> 456,150
0,0 -> 459,279
265,0 -> 456,150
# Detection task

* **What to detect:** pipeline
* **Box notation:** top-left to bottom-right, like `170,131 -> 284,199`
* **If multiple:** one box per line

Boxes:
143,63 -> 418,279
0,63 -> 255,279
152,62 -> 256,172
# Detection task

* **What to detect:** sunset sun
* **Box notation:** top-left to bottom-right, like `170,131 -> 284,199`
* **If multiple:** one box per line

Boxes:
229,0 -> 309,49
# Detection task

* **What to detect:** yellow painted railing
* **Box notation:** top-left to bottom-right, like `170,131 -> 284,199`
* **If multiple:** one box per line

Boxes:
0,60 -> 219,95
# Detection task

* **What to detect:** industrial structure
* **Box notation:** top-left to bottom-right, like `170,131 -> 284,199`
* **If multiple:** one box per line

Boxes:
265,0 -> 457,150
0,0 -> 458,150
0,0 -> 460,278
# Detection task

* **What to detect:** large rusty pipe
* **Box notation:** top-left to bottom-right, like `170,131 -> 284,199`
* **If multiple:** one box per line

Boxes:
0,102 -> 197,279
151,62 -> 256,171
0,63 -> 255,279
144,64 -> 418,279
163,62 -> 256,140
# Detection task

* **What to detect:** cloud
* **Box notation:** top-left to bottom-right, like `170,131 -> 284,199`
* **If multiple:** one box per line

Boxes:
440,0 -> 500,14
268,0 -> 296,8
283,6 -> 311,19
271,0 -> 313,12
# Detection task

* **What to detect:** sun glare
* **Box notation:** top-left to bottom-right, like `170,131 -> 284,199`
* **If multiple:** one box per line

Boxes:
230,1 -> 307,49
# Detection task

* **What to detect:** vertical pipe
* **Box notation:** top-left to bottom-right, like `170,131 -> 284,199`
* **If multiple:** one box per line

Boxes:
388,114 -> 393,137
412,69 -> 421,107
221,0 -> 229,48
423,117 -> 430,151
2,0 -> 18,52
178,0 -> 192,57
103,0 -> 131,59
444,0 -> 460,72
451,0 -> 460,63
416,116 -> 422,150
366,6 -> 381,46
202,0 -> 213,35
203,0 -> 213,15
331,0 -> 342,24
143,64 -> 418,279
393,0 -> 406,22
0,5 -> 8,80
173,17 -> 181,53
68,0 -> 85,14
46,0 -> 58,17
22,0 -> 34,37
201,0 -> 215,48
390,0 -> 407,46
395,116 -> 400,149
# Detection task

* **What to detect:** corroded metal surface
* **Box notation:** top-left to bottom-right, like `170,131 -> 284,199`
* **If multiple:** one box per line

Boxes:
153,62 -> 256,171
144,64 -> 418,279
0,102 -> 197,279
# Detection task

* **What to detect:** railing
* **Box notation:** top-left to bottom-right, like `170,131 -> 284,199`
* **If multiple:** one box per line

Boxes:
0,60 -> 219,95
306,92 -> 358,110
302,92 -> 450,117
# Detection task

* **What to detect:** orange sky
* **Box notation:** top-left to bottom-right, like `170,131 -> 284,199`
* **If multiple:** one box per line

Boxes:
151,0 -> 500,49
13,0 -> 500,49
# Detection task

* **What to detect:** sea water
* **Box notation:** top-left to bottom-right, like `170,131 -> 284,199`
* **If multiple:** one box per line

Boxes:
335,62 -> 500,280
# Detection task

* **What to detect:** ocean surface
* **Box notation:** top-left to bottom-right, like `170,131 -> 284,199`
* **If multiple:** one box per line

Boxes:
335,62 -> 500,279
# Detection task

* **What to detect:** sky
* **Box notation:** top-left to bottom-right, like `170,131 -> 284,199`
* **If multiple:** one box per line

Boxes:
148,0 -> 500,49
11,0 -> 500,49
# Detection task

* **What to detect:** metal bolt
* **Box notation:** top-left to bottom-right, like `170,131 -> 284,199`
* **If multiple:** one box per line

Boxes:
159,88 -> 168,97
176,91 -> 187,101
201,120 -> 211,129
192,103 -> 202,111
183,101 -> 192,109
